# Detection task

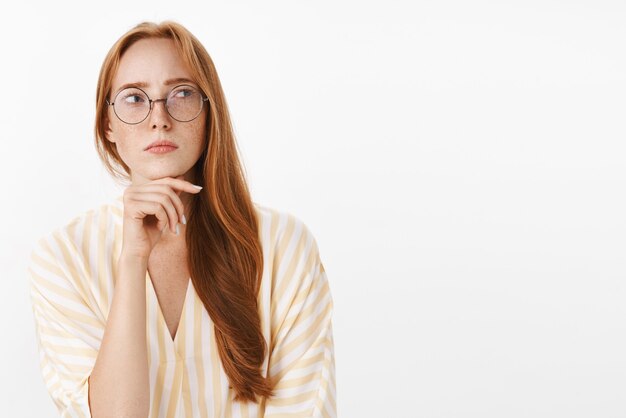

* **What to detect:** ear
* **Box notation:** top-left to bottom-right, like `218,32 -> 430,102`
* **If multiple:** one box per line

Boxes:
105,118 -> 116,143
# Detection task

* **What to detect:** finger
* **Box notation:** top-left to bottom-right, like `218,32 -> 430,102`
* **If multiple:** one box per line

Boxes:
127,199 -> 170,232
133,192 -> 180,234
151,202 -> 170,233
149,202 -> 170,233
175,175 -> 185,198
131,184 -> 185,224
151,176 -> 203,195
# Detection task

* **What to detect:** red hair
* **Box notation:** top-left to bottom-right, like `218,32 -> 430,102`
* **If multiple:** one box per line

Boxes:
94,21 -> 273,402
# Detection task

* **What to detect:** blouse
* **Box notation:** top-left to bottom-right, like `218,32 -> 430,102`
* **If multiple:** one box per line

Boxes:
27,195 -> 336,418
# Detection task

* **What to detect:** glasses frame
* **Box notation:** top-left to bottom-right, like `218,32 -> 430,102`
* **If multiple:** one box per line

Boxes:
106,84 -> 210,125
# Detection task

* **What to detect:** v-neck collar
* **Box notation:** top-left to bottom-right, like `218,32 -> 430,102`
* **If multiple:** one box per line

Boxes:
145,271 -> 192,345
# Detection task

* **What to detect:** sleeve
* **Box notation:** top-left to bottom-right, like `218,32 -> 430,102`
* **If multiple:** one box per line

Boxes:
27,233 -> 103,418
263,218 -> 337,418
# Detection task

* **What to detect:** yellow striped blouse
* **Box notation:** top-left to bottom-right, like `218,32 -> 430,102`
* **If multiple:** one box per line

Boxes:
27,195 -> 336,418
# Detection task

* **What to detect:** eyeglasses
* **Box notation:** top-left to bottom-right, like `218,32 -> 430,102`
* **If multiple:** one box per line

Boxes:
106,84 -> 209,125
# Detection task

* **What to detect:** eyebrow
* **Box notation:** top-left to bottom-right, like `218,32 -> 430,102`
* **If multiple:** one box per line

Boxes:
113,77 -> 197,95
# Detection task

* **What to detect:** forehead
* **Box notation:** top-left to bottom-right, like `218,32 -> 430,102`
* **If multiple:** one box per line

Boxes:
111,38 -> 194,93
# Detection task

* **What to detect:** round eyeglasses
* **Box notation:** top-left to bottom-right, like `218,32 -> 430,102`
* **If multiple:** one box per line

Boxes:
106,84 -> 209,125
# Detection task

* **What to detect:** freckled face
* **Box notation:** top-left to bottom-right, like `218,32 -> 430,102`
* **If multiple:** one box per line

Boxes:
106,38 -> 207,185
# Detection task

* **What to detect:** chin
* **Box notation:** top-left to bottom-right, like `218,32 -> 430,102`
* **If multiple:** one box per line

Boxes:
130,169 -> 183,184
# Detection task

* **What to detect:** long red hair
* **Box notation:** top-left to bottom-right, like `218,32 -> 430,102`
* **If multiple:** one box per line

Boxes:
94,20 -> 273,402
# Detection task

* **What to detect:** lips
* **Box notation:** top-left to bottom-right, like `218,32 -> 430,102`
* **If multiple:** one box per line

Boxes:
145,140 -> 178,151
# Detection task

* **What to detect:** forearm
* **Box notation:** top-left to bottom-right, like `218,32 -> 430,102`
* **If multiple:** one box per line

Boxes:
88,254 -> 150,418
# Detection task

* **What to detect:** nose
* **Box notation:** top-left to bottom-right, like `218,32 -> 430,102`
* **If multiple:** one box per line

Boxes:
149,98 -> 171,129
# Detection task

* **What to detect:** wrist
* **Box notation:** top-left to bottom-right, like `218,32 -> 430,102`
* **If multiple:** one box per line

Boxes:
118,251 -> 149,268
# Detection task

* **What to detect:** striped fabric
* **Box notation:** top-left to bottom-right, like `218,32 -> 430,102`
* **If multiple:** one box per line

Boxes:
27,195 -> 336,418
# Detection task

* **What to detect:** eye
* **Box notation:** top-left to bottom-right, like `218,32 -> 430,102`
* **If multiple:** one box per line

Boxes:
123,94 -> 145,104
172,87 -> 197,99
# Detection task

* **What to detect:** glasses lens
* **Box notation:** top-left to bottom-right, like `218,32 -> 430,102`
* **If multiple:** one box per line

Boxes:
114,88 -> 150,124
167,85 -> 204,122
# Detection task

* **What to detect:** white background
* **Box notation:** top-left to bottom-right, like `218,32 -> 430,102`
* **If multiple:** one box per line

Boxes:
1,0 -> 625,417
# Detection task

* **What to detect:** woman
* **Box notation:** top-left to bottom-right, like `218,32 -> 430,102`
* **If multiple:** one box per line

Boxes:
27,21 -> 336,418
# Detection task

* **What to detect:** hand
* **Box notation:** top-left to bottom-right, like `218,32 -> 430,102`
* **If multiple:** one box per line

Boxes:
120,175 -> 202,259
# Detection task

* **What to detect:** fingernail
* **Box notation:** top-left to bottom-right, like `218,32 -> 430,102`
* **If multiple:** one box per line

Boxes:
192,184 -> 203,189
182,214 -> 187,225
176,224 -> 180,235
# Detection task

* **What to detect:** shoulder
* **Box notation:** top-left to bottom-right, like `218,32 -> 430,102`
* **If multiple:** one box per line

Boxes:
28,196 -> 124,281
252,202 -> 321,257
27,200 -> 120,328
252,202 -> 325,294
252,204 -> 331,330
